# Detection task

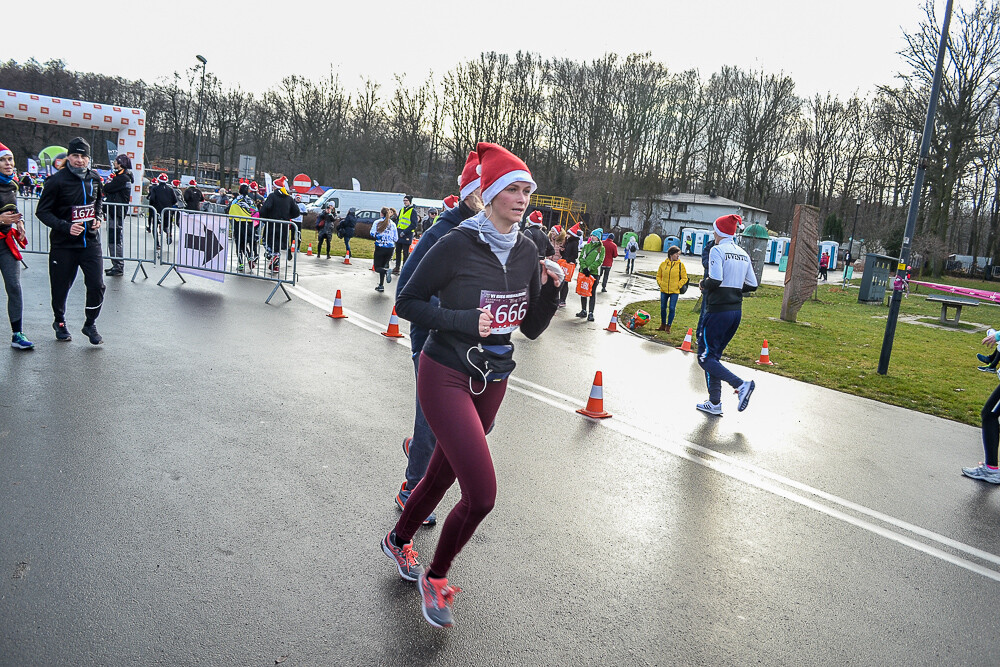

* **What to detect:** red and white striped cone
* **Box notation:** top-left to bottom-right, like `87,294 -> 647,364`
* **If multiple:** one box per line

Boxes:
677,327 -> 694,352
326,289 -> 348,319
756,339 -> 774,365
605,310 -> 619,333
576,371 -> 612,419
343,252 -> 351,265
381,307 -> 405,338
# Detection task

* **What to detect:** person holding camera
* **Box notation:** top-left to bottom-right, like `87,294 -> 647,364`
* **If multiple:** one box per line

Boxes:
103,154 -> 133,277
0,141 -> 32,349
315,204 -> 336,259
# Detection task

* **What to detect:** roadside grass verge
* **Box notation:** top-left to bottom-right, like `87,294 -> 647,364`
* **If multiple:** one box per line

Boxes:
621,282 -> 998,426
297,230 -> 375,259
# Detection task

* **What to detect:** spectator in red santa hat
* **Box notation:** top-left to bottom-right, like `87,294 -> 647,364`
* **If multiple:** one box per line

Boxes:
522,209 -> 553,259
557,223 -> 583,307
0,140 -> 33,349
183,177 -> 204,212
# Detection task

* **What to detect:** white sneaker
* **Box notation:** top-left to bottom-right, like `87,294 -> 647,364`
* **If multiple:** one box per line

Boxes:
737,380 -> 756,412
696,400 -> 722,416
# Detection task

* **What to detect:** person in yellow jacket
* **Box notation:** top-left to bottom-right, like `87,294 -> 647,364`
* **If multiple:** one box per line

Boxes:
655,245 -> 688,332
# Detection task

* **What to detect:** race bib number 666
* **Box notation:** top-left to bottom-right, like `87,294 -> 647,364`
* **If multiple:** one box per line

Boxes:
479,289 -> 528,335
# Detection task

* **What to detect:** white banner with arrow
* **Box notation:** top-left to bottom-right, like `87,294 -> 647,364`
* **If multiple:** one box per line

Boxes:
177,213 -> 228,283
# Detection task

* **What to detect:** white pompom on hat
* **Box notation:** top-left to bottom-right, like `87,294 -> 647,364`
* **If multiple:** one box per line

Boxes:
476,142 -> 536,205
458,151 -> 481,200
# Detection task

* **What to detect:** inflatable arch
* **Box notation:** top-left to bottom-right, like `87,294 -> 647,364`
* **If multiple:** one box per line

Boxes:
0,88 -> 145,206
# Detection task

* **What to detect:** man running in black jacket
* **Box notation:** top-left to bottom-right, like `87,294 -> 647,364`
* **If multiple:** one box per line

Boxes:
35,137 -> 106,344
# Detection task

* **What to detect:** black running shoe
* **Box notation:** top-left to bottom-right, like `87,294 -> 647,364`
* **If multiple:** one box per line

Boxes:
53,321 -> 72,341
81,323 -> 103,345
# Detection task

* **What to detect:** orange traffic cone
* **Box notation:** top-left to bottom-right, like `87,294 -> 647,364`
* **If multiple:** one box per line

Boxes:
605,310 -> 619,333
576,371 -> 612,419
677,327 -> 694,352
381,307 -> 405,338
291,239 -> 297,254
756,339 -> 774,365
306,243 -> 313,256
343,251 -> 351,265
326,290 -> 348,319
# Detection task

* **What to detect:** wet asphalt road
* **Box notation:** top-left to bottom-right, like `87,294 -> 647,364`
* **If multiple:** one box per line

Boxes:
2,249 -> 1000,666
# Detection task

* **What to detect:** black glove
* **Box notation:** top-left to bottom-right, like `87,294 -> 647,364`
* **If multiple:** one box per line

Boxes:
581,268 -> 591,278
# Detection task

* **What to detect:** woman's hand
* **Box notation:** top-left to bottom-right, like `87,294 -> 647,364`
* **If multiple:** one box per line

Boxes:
539,260 -> 562,287
0,210 -> 21,226
477,307 -> 493,338
982,333 -> 998,349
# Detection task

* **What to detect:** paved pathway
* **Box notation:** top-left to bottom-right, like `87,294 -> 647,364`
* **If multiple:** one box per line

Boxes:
1,247 -> 998,665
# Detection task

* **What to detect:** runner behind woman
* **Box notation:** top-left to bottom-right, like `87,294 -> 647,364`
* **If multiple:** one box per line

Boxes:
392,150 -> 484,526
0,141 -> 32,349
370,207 -> 398,292
381,142 -> 561,628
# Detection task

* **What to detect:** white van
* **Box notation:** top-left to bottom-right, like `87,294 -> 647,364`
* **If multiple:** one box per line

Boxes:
308,189 -> 406,216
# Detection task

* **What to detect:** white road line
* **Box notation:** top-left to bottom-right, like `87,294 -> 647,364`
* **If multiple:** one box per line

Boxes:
291,282 -> 1000,581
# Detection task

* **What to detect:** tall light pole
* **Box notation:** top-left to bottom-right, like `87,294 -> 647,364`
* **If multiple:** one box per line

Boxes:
844,198 -> 861,286
878,0 -> 953,375
193,55 -> 207,184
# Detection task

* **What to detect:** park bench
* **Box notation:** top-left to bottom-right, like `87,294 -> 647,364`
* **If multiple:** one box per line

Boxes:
925,295 -> 979,324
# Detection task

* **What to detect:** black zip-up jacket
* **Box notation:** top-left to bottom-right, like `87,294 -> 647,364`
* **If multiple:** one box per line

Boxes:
259,190 -> 299,221
103,170 -> 133,205
524,224 -> 554,258
148,182 -> 175,213
183,186 -> 204,211
337,211 -> 357,237
397,225 -> 559,376
562,235 -> 580,263
36,167 -> 104,249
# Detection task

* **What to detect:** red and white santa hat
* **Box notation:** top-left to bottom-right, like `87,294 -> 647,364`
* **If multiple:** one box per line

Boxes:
552,224 -> 563,234
157,173 -> 168,183
527,210 -> 544,226
476,142 -> 536,205
0,141 -> 12,159
442,194 -> 459,210
187,177 -> 197,186
713,214 -> 741,239
458,151 -> 481,200
171,179 -> 181,187
249,181 -> 259,192
273,175 -> 288,191
568,223 -> 582,238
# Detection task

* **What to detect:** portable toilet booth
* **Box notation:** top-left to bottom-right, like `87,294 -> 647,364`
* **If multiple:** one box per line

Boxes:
765,237 -> 781,264
682,228 -> 711,256
818,240 -> 839,269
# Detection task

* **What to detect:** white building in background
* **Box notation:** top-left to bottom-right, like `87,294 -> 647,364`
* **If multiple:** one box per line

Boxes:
612,191 -> 770,238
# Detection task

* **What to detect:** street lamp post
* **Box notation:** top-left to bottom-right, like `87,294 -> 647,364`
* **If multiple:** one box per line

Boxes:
844,198 -> 860,286
193,55 -> 207,184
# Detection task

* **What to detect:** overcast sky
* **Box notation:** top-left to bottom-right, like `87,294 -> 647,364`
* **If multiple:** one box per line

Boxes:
12,0 -> 941,101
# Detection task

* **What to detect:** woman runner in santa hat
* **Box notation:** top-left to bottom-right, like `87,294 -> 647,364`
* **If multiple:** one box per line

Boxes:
381,142 -> 561,628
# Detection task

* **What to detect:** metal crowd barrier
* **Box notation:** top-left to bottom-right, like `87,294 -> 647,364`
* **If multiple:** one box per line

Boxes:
16,195 -> 159,282
156,207 -> 298,303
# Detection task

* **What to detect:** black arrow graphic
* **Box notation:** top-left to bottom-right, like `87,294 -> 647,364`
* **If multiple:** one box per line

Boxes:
184,227 -> 223,264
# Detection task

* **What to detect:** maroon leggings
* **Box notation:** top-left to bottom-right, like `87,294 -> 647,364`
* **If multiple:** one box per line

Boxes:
394,353 -> 508,577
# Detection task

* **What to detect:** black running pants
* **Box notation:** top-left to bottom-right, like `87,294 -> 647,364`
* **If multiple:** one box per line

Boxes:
49,245 -> 105,325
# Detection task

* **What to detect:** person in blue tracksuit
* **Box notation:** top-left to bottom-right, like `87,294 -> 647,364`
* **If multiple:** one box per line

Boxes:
695,214 -> 758,416
392,151 -> 484,526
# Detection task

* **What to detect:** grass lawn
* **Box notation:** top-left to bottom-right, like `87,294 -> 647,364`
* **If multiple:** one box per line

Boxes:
621,280 -> 1000,427
297,230 -> 376,260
